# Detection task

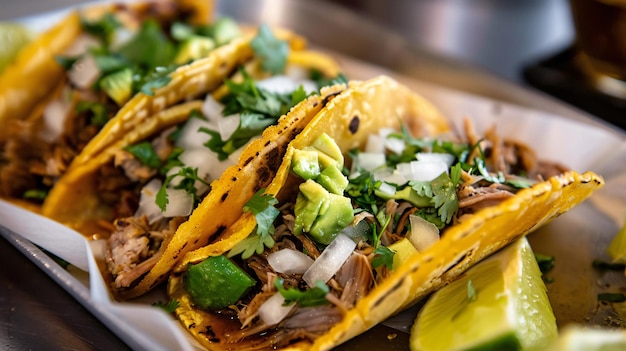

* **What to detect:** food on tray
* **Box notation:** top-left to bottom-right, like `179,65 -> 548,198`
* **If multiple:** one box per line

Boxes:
0,0 -> 221,211
41,22 -> 345,299
166,75 -> 603,350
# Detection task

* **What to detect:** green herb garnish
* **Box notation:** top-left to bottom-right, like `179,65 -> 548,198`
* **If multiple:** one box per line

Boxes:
152,299 -> 180,314
274,277 -> 330,307
124,141 -> 161,168
250,24 -> 288,74
372,245 -> 395,270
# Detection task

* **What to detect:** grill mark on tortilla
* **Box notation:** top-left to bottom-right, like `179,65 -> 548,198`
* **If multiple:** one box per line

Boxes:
207,225 -> 227,243
221,191 -> 229,202
243,156 -> 254,167
322,91 -> 342,107
231,176 -> 237,181
264,140 -> 271,147
371,278 -> 406,309
349,115 -> 360,134
265,146 -> 281,171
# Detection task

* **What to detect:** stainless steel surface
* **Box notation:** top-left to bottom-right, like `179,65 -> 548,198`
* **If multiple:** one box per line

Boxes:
1,0 -> 624,350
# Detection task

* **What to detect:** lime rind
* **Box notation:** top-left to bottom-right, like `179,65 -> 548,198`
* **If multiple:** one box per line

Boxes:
411,237 -> 557,351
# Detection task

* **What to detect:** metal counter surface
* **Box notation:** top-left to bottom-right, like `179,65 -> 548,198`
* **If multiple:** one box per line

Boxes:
1,1 -> 622,350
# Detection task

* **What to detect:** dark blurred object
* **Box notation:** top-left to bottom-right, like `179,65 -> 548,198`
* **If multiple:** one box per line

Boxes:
523,46 -> 626,131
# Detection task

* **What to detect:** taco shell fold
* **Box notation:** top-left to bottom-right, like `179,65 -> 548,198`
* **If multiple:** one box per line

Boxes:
167,76 -> 604,351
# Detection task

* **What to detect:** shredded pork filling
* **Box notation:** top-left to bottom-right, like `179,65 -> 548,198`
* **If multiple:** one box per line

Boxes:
201,120 -> 569,348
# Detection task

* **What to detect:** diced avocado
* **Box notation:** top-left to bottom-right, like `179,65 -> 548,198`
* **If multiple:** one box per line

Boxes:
174,35 -> 216,64
99,68 -> 133,106
316,165 -> 348,195
311,133 -> 344,169
291,149 -> 320,180
308,194 -> 354,245
184,255 -> 256,311
388,238 -> 419,270
294,179 -> 329,235
375,185 -> 432,208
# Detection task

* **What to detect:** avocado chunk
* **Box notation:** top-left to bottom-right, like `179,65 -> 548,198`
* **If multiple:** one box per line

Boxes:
291,149 -> 320,180
294,179 -> 328,235
308,194 -> 354,245
316,164 -> 348,195
375,185 -> 432,208
99,68 -> 133,106
294,179 -> 354,245
311,133 -> 343,169
184,255 -> 256,311
174,35 -> 216,64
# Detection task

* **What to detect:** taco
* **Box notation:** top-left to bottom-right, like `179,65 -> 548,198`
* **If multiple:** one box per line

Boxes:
0,0 -> 240,210
166,75 -> 603,350
42,24 -> 345,299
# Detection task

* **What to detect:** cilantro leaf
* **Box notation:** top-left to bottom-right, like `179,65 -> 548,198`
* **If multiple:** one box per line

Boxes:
155,167 -> 210,211
124,141 -> 161,168
117,19 -> 175,71
227,232 -> 275,260
152,299 -> 179,314
430,165 -> 460,225
244,188 -> 280,237
136,65 -> 175,96
311,71 -> 349,89
76,101 -> 109,127
23,189 -> 48,201
80,13 -> 121,46
250,24 -> 288,74
372,246 -> 395,270
274,277 -> 330,307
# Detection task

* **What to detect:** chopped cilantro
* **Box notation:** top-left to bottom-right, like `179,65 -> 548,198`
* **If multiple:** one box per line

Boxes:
274,277 -> 330,307
152,299 -> 179,314
310,70 -> 349,89
250,24 -> 288,74
136,65 -> 175,96
200,70 -> 307,160
117,19 -> 175,71
227,189 -> 280,259
372,245 -> 395,270
535,253 -> 555,274
155,166 -> 210,211
76,101 -> 109,127
124,141 -> 161,168
80,13 -> 121,46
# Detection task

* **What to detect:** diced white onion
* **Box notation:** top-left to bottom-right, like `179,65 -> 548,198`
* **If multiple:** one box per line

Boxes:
40,95 -> 72,142
256,75 -> 317,95
218,114 -> 240,141
135,179 -> 164,224
378,182 -> 396,195
372,168 -> 392,182
110,28 -> 135,50
162,188 -> 194,218
201,95 -> 224,121
381,171 -> 409,187
303,233 -> 357,288
285,65 -> 309,80
379,127 -> 406,154
267,249 -> 314,274
175,117 -> 215,150
408,215 -> 440,252
67,54 -> 100,89
62,34 -> 100,56
398,160 -> 448,182
416,153 -> 456,168
356,152 -> 386,172
365,134 -> 385,153
258,292 -> 295,326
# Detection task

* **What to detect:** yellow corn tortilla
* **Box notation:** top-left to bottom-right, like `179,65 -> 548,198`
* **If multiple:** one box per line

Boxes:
0,0 -> 214,212
42,44 -> 342,299
167,76 -> 604,351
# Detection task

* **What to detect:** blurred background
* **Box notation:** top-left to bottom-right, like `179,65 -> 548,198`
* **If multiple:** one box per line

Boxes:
0,0 -> 574,85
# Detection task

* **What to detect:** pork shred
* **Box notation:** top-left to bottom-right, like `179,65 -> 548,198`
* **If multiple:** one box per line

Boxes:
106,215 -> 185,289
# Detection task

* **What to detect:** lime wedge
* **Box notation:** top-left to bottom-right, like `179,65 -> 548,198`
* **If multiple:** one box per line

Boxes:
607,222 -> 626,264
549,325 -> 626,351
411,237 -> 557,351
0,22 -> 31,73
